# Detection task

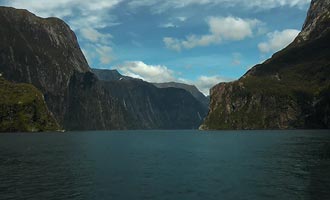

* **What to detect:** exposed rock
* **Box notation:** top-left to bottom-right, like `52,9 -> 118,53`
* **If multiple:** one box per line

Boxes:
63,72 -> 136,130
0,6 -> 90,125
297,0 -> 330,42
201,0 -> 330,130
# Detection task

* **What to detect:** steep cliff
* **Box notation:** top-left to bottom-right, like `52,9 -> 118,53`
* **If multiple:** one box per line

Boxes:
0,7 -> 207,130
93,69 -> 207,129
0,76 -> 60,132
63,72 -> 136,130
0,6 -> 90,125
201,0 -> 330,130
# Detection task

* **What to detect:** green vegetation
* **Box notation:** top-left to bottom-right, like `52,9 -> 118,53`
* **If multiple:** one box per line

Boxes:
0,76 -> 60,132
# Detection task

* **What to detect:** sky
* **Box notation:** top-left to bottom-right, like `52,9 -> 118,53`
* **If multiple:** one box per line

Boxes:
0,0 -> 311,94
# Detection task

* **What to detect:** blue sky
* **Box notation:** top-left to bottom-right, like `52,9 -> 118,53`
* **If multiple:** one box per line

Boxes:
1,0 -> 311,94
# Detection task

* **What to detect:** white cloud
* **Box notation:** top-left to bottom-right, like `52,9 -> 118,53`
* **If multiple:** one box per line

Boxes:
116,61 -> 176,83
258,29 -> 300,53
78,27 -> 114,65
209,17 -> 260,40
195,76 -> 231,95
160,23 -> 177,28
115,61 -> 231,95
164,37 -> 182,52
96,45 -> 114,65
81,43 -> 114,65
128,0 -> 310,13
5,0 -> 122,18
80,28 -> 113,43
177,17 -> 187,22
181,75 -> 232,95
164,17 -> 261,51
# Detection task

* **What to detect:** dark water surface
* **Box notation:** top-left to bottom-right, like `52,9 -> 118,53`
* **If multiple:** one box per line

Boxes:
1,130 -> 330,200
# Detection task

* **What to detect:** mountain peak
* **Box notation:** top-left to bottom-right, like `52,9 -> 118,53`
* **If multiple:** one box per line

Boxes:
297,0 -> 330,42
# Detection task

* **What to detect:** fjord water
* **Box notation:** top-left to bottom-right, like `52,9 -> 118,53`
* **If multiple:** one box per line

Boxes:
0,131 -> 330,200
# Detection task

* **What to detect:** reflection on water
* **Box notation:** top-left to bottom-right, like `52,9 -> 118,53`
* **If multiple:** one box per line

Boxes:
0,130 -> 329,200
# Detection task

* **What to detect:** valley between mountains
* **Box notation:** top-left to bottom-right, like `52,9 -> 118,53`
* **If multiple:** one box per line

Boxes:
0,0 -> 329,132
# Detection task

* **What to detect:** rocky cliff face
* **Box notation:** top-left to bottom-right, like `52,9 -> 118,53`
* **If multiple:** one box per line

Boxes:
201,0 -> 330,130
63,72 -> 136,130
0,6 -> 90,125
93,69 -> 207,129
0,76 -> 60,132
0,7 -> 207,130
296,0 -> 330,42
105,80 -> 206,129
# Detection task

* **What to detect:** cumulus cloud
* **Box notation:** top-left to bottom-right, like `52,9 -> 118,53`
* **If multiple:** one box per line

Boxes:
258,29 -> 300,53
117,61 -> 176,83
116,61 -> 231,95
115,61 -> 230,95
164,17 -> 261,51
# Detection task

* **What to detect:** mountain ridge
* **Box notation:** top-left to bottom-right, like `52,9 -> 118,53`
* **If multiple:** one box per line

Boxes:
0,6 -> 207,131
201,0 -> 330,130
92,68 -> 209,110
153,82 -> 209,109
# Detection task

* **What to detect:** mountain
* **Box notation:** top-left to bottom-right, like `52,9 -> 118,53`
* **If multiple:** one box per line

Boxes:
153,82 -> 209,109
92,69 -> 133,81
0,76 -> 60,132
0,6 -> 91,126
0,7 -> 206,130
93,69 -> 207,129
201,0 -> 330,130
0,6 -> 132,130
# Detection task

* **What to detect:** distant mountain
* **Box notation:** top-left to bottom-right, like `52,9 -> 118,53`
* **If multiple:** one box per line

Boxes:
201,0 -> 330,130
102,79 -> 206,129
92,69 -> 133,81
0,7 -> 207,130
0,76 -> 60,132
93,69 -> 208,129
153,82 -> 209,109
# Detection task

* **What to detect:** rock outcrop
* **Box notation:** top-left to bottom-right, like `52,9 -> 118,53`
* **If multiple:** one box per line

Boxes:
201,0 -> 330,130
